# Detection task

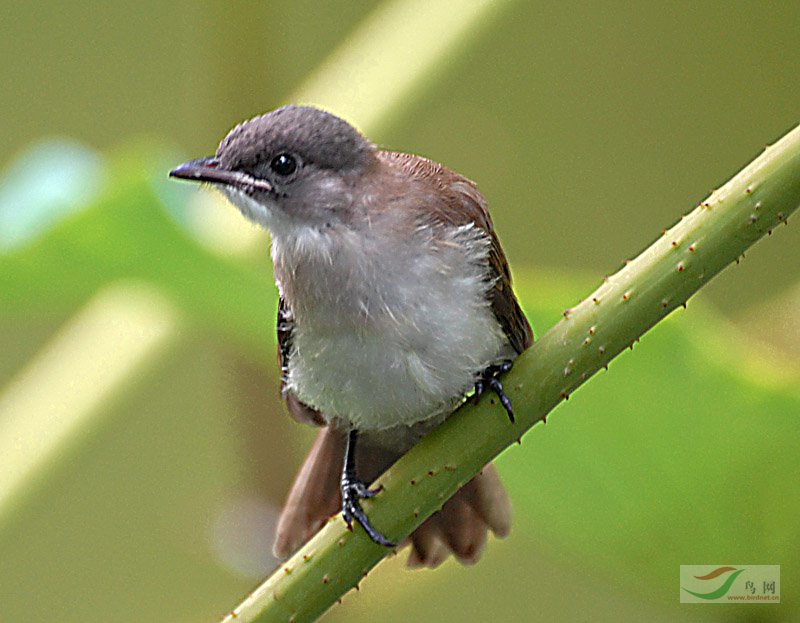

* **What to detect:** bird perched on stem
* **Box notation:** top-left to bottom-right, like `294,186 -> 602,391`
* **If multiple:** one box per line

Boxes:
170,105 -> 532,567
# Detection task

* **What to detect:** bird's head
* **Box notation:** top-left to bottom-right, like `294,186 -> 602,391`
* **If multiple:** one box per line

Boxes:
170,105 -> 375,232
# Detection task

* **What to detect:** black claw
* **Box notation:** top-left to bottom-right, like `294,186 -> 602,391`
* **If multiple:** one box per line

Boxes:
472,380 -> 485,404
474,360 -> 515,423
341,430 -> 395,547
341,477 -> 395,547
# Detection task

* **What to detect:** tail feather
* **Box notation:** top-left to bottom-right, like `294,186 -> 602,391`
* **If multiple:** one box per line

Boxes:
406,518 -> 449,569
272,427 -> 343,559
435,494 -> 488,565
459,464 -> 512,538
273,426 -> 512,567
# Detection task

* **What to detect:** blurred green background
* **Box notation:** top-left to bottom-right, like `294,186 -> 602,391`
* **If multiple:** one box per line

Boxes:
1,1 -> 798,621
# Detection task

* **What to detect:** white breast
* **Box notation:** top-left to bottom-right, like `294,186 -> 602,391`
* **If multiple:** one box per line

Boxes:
274,221 -> 510,431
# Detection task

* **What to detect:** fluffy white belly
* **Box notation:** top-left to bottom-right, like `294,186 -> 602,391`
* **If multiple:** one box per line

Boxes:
280,223 -> 509,431
288,303 -> 505,430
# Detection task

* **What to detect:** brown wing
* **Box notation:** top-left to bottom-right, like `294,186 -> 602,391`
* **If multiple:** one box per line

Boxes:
378,151 -> 533,354
277,294 -> 325,426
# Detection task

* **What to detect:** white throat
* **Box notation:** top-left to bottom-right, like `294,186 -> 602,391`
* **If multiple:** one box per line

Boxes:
218,186 -> 278,230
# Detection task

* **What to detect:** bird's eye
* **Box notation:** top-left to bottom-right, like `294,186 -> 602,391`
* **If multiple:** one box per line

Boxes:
270,153 -> 297,176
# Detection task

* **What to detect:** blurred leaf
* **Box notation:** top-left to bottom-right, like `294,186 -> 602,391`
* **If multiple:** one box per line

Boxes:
502,282 -> 799,615
0,146 -> 277,362
0,140 -> 105,251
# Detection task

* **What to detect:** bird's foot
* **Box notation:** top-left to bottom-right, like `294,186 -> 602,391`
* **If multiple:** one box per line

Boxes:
473,360 -> 515,423
340,475 -> 395,547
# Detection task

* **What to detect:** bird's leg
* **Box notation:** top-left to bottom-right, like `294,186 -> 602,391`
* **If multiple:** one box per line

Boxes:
340,429 -> 396,547
473,360 -> 515,423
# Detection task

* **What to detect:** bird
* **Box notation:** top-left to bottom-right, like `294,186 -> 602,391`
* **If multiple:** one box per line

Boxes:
170,105 -> 533,568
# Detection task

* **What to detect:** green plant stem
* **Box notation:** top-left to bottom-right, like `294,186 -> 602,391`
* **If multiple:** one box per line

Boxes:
223,124 -> 800,623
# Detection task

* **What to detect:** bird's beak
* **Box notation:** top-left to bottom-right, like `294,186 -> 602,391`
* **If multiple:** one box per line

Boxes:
169,156 -> 272,193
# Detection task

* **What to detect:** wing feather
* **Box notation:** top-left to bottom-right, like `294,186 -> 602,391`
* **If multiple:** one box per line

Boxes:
276,294 -> 325,426
378,151 -> 533,354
